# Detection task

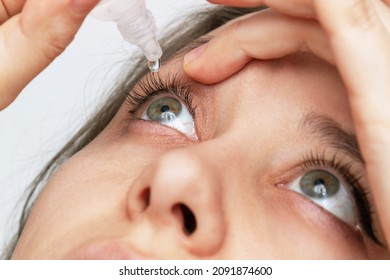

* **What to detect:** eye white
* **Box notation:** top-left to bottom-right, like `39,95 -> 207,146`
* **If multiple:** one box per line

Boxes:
287,169 -> 356,226
141,96 -> 197,140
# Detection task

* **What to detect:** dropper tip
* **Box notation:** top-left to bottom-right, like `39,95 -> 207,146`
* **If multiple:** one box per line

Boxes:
148,59 -> 160,72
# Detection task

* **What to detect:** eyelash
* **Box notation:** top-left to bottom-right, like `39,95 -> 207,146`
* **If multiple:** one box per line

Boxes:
297,150 -> 381,245
125,73 -> 197,118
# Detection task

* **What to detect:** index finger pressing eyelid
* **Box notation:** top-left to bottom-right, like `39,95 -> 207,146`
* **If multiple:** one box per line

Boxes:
184,10 -> 333,84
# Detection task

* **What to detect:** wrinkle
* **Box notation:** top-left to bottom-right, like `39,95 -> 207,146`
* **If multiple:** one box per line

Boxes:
0,0 -> 11,23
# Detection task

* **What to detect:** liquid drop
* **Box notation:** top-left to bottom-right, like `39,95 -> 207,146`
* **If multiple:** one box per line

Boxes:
148,59 -> 160,72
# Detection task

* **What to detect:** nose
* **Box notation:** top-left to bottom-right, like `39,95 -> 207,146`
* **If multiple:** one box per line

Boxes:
126,150 -> 226,257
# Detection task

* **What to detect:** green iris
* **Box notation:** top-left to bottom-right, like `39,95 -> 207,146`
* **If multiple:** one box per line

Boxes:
300,170 -> 340,199
147,97 -> 182,122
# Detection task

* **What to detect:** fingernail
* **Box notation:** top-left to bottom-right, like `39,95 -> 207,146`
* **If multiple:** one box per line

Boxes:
184,44 -> 207,67
71,0 -> 97,14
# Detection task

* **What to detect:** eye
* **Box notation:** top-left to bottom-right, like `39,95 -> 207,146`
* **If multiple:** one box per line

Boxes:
287,169 -> 356,227
141,96 -> 197,140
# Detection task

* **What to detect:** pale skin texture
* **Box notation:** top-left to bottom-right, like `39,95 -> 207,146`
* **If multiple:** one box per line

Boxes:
2,0 -> 390,259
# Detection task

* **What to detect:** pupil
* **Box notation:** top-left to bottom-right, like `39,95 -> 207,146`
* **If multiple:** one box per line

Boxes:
313,178 -> 326,197
160,105 -> 170,112
300,170 -> 339,199
314,178 -> 324,186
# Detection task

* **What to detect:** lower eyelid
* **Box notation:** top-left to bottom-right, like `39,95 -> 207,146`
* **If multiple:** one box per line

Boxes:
126,118 -> 196,144
282,188 -> 365,245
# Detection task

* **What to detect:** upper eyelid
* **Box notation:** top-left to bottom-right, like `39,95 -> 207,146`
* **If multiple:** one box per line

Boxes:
125,72 -> 197,116
273,152 -> 361,187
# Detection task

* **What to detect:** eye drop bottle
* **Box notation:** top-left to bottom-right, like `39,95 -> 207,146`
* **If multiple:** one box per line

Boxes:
92,0 -> 163,72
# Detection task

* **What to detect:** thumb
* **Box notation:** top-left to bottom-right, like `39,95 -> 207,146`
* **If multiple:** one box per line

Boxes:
0,0 -> 99,110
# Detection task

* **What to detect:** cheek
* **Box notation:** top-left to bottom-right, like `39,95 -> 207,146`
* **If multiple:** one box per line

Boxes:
13,138 -> 163,258
224,185 -> 368,259
262,193 -> 366,258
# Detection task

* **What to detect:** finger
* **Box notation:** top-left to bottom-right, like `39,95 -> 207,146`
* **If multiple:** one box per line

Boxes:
373,0 -> 390,30
0,0 -> 99,110
184,9 -> 332,84
209,0 -> 316,18
0,0 -> 25,23
315,0 -> 390,244
185,1 -> 390,84
210,0 -> 390,19
208,0 -> 264,7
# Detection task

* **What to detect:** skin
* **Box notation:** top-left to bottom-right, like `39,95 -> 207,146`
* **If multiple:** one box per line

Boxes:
11,11 -> 390,258
2,0 -> 390,259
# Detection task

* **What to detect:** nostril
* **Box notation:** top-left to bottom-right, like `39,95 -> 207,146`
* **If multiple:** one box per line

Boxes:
173,203 -> 197,235
139,188 -> 150,211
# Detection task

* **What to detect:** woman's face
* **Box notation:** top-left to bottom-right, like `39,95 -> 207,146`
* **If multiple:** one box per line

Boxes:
12,14 -> 389,259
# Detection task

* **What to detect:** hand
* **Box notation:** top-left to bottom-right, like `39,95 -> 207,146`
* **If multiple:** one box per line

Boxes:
184,0 -> 390,246
0,0 -> 99,110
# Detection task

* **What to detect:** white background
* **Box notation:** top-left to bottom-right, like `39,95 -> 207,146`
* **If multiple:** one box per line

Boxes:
2,260 -> 390,279
0,0 -> 203,256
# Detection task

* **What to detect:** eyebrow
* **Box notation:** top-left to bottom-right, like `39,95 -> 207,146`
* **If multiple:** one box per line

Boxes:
299,112 -> 364,164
